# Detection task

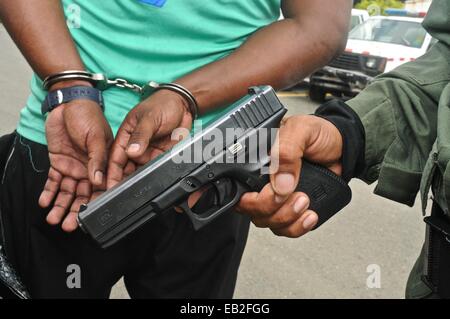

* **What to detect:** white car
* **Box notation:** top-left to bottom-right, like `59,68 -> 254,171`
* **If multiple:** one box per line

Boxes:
282,8 -> 369,27
347,15 -> 434,72
350,9 -> 369,30
309,15 -> 435,102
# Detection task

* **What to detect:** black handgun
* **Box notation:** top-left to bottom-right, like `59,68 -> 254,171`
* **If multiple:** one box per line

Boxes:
77,86 -> 351,248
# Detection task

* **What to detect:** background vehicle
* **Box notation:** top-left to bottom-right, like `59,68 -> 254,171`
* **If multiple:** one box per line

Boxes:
301,9 -> 368,88
309,12 -> 434,102
350,9 -> 369,30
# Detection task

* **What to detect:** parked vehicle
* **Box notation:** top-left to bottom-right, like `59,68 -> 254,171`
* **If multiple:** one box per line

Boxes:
301,9 -> 368,87
309,12 -> 434,102
350,9 -> 369,30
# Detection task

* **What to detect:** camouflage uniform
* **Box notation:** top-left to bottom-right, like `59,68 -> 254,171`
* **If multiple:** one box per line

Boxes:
346,0 -> 450,298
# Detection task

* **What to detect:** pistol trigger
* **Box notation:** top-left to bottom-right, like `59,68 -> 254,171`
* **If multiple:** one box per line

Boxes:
182,179 -> 249,231
180,200 -> 207,231
213,180 -> 226,206
178,200 -> 190,213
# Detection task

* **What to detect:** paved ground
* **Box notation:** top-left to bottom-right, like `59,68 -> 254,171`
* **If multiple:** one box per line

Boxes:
0,25 -> 425,299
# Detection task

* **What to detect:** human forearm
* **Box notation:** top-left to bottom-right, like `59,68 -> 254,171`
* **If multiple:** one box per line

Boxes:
0,0 -> 86,81
176,0 -> 352,114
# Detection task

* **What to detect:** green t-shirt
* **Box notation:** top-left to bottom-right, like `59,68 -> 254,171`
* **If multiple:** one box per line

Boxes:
17,0 -> 281,145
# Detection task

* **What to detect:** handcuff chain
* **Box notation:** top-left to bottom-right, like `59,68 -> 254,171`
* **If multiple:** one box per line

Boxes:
106,78 -> 143,94
42,71 -> 199,119
43,71 -> 144,94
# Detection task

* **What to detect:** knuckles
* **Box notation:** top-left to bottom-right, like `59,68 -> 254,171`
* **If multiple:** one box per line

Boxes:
251,208 -> 300,230
271,227 -> 305,238
283,114 -> 315,129
276,142 -> 300,164
270,211 -> 297,227
252,218 -> 270,229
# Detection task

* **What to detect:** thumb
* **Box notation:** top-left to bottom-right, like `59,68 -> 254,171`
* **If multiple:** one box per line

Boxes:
86,131 -> 109,186
270,139 -> 302,198
270,119 -> 308,197
126,111 -> 160,158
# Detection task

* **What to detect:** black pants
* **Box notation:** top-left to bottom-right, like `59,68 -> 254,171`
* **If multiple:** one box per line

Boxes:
0,132 -> 250,298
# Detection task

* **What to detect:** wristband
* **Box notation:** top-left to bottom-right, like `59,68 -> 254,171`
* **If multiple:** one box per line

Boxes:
41,86 -> 104,115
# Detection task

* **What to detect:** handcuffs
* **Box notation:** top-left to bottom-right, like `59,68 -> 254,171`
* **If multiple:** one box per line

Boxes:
41,70 -> 199,119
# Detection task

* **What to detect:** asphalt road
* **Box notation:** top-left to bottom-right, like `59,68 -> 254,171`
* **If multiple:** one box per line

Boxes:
0,25 -> 425,299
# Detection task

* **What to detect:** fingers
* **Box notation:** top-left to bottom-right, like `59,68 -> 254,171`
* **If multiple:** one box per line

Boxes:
236,184 -> 287,218
250,193 -> 310,229
46,176 -> 78,225
39,168 -> 63,208
127,111 -> 160,158
64,179 -> 92,232
90,188 -> 105,202
63,182 -> 101,233
106,113 -> 140,189
43,177 -> 98,233
107,117 -> 174,188
271,210 -> 318,238
48,154 -> 88,180
107,98 -> 192,188
237,183 -> 316,238
61,212 -> 80,233
107,134 -> 129,189
123,161 -> 137,178
89,173 -> 108,203
86,131 -> 109,186
186,185 -> 212,209
131,138 -> 178,166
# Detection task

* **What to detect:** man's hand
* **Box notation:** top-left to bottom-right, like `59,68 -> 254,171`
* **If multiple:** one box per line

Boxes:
237,115 -> 343,238
107,90 -> 193,189
38,98 -> 113,232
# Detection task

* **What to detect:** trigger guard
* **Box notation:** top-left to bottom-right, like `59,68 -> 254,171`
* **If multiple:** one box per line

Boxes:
178,201 -> 205,231
182,181 -> 247,231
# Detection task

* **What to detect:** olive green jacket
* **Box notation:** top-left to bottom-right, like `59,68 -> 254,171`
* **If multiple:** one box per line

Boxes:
347,0 -> 450,214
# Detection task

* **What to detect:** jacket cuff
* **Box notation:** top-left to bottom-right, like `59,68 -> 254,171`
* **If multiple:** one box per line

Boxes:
314,100 -> 366,182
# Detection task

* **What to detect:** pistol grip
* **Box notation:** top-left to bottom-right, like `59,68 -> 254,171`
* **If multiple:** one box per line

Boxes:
296,161 -> 352,229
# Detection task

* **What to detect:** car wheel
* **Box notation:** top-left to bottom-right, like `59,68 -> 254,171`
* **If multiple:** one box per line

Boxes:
309,86 -> 326,103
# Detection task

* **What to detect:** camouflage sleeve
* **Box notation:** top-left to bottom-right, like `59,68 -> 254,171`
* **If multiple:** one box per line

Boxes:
346,42 -> 450,206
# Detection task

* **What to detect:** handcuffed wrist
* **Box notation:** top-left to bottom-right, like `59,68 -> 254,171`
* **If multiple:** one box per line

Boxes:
43,70 -> 99,91
42,71 -> 199,119
48,79 -> 94,91
142,82 -> 199,120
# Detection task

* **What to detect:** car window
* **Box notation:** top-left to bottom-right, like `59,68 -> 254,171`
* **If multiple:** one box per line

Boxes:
350,15 -> 361,30
349,18 -> 427,48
